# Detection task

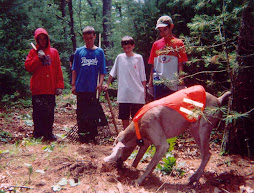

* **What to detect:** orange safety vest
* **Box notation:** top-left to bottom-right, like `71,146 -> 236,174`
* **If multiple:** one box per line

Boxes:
133,85 -> 206,140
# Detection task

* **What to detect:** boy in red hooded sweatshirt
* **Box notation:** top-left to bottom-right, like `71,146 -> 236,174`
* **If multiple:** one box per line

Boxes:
25,28 -> 64,141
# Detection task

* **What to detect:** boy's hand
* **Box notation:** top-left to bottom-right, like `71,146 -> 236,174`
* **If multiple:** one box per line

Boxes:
96,84 -> 103,93
38,50 -> 46,59
102,83 -> 109,91
55,88 -> 63,95
71,85 -> 77,95
148,86 -> 154,97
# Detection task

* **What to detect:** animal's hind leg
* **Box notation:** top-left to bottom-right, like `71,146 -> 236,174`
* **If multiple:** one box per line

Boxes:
136,139 -> 169,185
189,122 -> 212,184
132,140 -> 151,168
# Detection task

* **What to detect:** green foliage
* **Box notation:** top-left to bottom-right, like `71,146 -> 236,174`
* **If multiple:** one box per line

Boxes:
0,0 -> 252,155
0,130 -> 12,143
43,142 -> 57,153
167,137 -> 177,152
155,137 -> 181,175
0,0 -> 74,107
223,110 -> 250,125
129,137 -> 179,175
133,137 -> 185,176
157,152 -> 176,175
20,137 -> 43,146
183,1 -> 245,94
1,0 -> 246,103
0,91 -> 32,109
129,137 -> 177,163
0,0 -> 32,102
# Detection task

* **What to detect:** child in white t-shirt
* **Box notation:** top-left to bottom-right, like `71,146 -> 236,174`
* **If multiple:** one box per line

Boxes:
103,36 -> 146,129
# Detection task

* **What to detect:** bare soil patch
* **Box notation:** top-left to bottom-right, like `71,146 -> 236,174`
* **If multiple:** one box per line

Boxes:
0,94 -> 254,193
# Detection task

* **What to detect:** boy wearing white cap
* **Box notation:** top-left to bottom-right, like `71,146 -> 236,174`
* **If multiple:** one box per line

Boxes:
148,15 -> 188,100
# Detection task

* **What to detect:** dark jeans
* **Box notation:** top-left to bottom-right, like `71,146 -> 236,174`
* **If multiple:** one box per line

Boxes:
76,92 -> 107,141
32,95 -> 56,139
118,103 -> 143,120
154,84 -> 175,100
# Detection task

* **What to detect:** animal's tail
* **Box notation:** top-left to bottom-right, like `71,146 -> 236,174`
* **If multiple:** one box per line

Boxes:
218,91 -> 231,105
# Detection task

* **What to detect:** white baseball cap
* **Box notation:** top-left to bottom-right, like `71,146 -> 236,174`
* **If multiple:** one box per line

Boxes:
155,15 -> 173,29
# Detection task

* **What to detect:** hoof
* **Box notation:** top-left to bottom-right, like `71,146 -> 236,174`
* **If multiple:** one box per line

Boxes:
188,177 -> 201,187
188,176 -> 196,185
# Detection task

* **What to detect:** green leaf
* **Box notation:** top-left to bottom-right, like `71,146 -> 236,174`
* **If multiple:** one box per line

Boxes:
56,134 -> 66,139
0,150 -> 9,154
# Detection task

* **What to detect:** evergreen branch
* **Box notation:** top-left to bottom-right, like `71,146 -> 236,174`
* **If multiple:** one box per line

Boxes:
180,65 -> 253,81
223,108 -> 253,124
186,43 -> 225,49
242,108 -> 254,116
180,69 -> 227,81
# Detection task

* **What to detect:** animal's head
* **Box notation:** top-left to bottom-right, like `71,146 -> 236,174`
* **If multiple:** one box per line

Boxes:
104,123 -> 138,163
103,141 -> 125,162
104,140 -> 137,162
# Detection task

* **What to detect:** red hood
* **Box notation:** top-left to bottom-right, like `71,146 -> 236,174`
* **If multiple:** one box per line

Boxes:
34,28 -> 50,51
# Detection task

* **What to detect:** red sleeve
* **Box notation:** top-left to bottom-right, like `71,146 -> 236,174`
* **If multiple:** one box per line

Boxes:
148,42 -> 156,65
24,49 -> 41,73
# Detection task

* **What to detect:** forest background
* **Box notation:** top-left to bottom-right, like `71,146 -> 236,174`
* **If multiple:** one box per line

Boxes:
0,0 -> 253,158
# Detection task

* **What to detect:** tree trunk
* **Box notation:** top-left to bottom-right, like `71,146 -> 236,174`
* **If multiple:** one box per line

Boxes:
227,2 -> 254,157
102,0 -> 113,66
60,0 -> 67,41
68,0 -> 76,53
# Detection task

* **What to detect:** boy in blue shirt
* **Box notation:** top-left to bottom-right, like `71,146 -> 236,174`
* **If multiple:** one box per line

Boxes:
71,26 -> 107,143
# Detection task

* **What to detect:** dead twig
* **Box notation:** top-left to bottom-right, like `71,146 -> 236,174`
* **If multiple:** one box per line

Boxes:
105,90 -> 119,135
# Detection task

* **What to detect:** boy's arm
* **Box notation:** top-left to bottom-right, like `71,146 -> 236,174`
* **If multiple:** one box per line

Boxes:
99,74 -> 105,86
25,49 -> 41,73
71,70 -> 77,95
148,65 -> 154,87
103,75 -> 113,90
142,80 -> 146,99
97,73 -> 105,93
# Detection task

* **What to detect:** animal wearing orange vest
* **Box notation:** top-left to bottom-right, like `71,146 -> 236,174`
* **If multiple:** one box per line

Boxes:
104,85 -> 231,185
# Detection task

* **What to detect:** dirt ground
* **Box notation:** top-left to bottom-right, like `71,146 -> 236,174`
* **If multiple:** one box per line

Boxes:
0,94 -> 254,193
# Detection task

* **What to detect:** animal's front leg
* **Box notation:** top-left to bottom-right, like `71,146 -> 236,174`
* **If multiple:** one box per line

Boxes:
132,140 -> 151,168
136,141 -> 169,185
